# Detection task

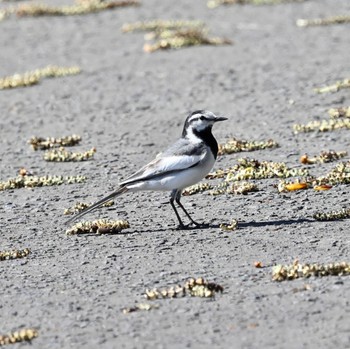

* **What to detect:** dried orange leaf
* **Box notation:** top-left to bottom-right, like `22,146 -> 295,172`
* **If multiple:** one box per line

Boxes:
285,182 -> 308,191
254,261 -> 263,268
299,155 -> 314,164
314,184 -> 332,191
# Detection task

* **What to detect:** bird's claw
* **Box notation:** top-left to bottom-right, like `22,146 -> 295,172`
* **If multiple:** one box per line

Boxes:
176,222 -> 209,230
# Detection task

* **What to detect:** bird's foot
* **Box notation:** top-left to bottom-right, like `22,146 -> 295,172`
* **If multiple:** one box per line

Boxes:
175,222 -> 209,230
193,222 -> 210,229
190,219 -> 210,228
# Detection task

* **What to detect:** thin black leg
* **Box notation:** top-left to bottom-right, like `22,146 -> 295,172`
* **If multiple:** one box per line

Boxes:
175,198 -> 201,226
170,197 -> 185,229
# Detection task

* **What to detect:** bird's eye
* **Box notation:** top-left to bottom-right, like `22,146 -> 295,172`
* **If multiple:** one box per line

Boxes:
200,115 -> 205,120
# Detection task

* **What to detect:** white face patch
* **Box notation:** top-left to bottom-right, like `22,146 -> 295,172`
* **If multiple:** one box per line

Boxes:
187,112 -> 216,133
185,127 -> 204,143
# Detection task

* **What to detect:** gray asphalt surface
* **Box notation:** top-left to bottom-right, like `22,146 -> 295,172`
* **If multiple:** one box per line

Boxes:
1,0 -> 350,348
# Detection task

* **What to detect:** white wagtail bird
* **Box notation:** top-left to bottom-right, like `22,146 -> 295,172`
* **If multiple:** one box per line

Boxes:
66,110 -> 227,229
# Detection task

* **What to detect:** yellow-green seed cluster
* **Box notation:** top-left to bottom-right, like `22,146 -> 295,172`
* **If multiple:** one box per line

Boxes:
0,72 -> 39,89
273,261 -> 350,281
0,329 -> 38,346
328,107 -> 350,119
182,182 -> 212,196
219,219 -> 238,231
29,134 -> 82,151
208,0 -> 304,8
297,15 -> 350,28
2,0 -> 139,18
66,219 -> 130,235
218,138 -> 278,155
145,28 -> 232,52
145,277 -> 223,300
64,200 -> 114,215
313,208 -> 350,221
123,20 -> 231,52
314,78 -> 350,94
0,66 -> 81,90
300,151 -> 347,164
0,248 -> 30,261
0,175 -> 86,191
277,160 -> 350,191
294,105 -> 350,133
207,158 -> 308,181
293,119 -> 350,133
226,181 -> 258,194
44,147 -> 96,162
183,180 -> 258,196
210,181 -> 259,195
316,161 -> 350,185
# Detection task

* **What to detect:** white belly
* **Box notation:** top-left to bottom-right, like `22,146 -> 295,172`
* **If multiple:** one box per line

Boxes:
126,151 -> 216,192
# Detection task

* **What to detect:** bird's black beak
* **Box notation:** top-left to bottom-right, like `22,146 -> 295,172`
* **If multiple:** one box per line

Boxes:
214,116 -> 228,122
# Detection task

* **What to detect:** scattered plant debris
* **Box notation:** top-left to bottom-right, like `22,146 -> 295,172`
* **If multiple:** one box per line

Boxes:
0,71 -> 39,88
29,134 -> 81,150
143,28 -> 232,52
0,65 -> 81,90
297,15 -> 350,27
278,161 -> 350,191
44,147 -> 96,162
0,328 -> 38,346
272,260 -> 350,281
182,182 -> 212,196
66,219 -> 130,235
293,119 -> 350,133
183,180 -> 258,196
254,261 -> 263,268
278,181 -> 308,192
145,277 -> 223,300
300,151 -> 347,164
226,181 -> 258,194
313,184 -> 332,191
313,208 -> 350,221
210,181 -> 258,195
145,284 -> 185,300
314,78 -> 350,94
315,161 -> 350,185
0,248 -> 30,261
207,158 -> 308,181
218,138 -> 278,155
220,219 -> 238,231
19,168 -> 31,177
64,201 -> 114,215
0,174 -> 86,191
10,0 -> 139,17
123,20 -> 231,52
328,107 -> 350,119
122,303 -> 159,314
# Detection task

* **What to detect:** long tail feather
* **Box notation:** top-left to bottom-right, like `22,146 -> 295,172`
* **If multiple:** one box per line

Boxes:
65,186 -> 129,225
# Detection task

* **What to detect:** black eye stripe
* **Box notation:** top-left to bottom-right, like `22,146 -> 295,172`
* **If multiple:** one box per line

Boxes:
189,114 -> 206,122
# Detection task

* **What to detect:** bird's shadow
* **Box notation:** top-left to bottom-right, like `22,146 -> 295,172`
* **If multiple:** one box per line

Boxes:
238,218 -> 314,228
65,218 -> 315,237
126,218 -> 315,234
